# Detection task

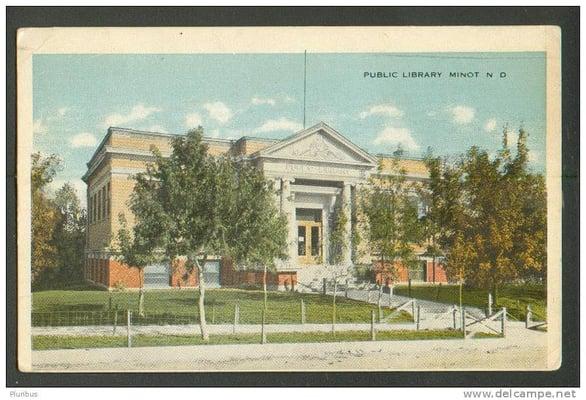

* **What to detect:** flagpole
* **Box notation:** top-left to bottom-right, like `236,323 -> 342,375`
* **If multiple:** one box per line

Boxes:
303,50 -> 307,129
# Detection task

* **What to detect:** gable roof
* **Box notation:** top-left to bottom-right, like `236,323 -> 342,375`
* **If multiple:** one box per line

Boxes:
253,122 -> 378,166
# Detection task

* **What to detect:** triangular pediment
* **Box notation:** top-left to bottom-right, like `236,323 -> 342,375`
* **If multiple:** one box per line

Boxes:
256,122 -> 377,166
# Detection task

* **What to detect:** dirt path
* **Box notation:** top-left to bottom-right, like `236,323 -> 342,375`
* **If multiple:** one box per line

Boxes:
31,323 -> 550,372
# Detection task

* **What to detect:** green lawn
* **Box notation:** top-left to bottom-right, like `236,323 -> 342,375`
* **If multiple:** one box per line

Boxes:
32,288 -> 413,325
394,284 -> 546,321
32,329 -> 463,350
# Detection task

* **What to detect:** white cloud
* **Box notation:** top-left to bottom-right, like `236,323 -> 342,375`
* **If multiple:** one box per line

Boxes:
33,119 -> 48,135
251,97 -> 276,106
448,105 -> 475,125
426,110 -> 438,117
70,132 -> 98,148
254,117 -> 303,134
373,127 -> 419,152
58,107 -> 69,117
184,112 -> 203,128
208,129 -> 221,138
203,101 -> 233,124
103,104 -> 161,128
484,118 -> 497,132
360,104 -> 404,119
283,95 -> 295,103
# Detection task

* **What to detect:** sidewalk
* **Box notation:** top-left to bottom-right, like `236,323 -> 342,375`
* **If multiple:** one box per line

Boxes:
33,322 -> 417,337
339,287 -> 486,317
29,323 -> 549,372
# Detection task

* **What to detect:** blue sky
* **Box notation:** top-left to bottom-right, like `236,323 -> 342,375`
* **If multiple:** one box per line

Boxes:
33,52 -> 546,206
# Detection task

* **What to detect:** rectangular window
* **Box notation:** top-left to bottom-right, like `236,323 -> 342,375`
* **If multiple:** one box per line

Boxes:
298,226 -> 306,256
101,187 -> 106,219
311,226 -> 320,256
92,195 -> 97,223
98,190 -> 102,221
87,192 -> 92,224
106,182 -> 111,217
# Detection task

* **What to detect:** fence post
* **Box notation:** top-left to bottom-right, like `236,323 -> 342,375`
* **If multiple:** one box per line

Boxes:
411,300 -> 416,320
488,293 -> 493,317
345,278 -> 349,298
261,308 -> 267,344
525,305 -> 532,329
211,300 -> 216,324
367,288 -> 371,303
322,278 -> 327,295
452,305 -> 457,330
377,286 -> 383,322
501,307 -> 507,337
408,279 -> 412,298
113,308 -> 118,336
126,309 -> 132,348
461,307 -> 466,339
416,304 -> 421,330
370,310 -> 376,341
301,299 -> 306,324
233,303 -> 239,334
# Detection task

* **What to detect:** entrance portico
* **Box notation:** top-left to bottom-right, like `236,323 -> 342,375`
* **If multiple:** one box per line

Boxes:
251,122 -> 378,279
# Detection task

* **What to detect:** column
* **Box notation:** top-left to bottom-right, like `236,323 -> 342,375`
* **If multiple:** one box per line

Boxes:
281,178 -> 297,266
342,183 -> 353,266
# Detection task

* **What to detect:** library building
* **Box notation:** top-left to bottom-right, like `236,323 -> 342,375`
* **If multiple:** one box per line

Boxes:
82,122 -> 447,291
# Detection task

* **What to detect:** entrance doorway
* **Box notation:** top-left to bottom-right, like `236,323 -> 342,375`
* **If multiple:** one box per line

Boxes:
296,208 -> 323,265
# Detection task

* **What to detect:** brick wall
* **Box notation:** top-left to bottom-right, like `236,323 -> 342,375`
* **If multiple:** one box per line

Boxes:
373,260 -> 448,285
220,257 -> 297,290
170,258 -> 198,287
426,260 -> 448,283
108,258 -> 142,288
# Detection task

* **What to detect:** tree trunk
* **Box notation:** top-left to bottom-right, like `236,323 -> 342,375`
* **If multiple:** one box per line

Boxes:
138,269 -> 145,316
491,283 -> 498,306
432,255 -> 436,284
262,264 -> 268,344
263,265 -> 268,313
196,256 -> 209,341
332,276 -> 337,335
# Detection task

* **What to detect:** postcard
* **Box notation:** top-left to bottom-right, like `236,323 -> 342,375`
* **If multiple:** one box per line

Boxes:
16,26 -> 561,373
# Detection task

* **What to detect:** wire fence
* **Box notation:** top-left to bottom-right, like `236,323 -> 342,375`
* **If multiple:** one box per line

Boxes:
31,288 -> 545,351
31,300 -> 414,327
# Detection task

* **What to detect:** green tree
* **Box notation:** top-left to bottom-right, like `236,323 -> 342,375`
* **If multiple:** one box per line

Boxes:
117,127 -> 287,340
428,126 -> 546,302
327,202 -> 350,333
224,162 -> 288,332
115,214 -> 160,316
361,158 -> 424,284
422,153 -> 466,283
53,183 -> 87,285
31,152 -> 61,289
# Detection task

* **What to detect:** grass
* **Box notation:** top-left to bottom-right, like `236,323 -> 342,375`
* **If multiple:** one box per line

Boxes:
32,288 -> 412,325
394,284 -> 546,321
32,329 -> 463,350
472,332 -> 503,339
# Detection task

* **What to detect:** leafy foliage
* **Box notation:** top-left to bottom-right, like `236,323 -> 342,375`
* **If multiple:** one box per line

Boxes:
31,153 -> 87,290
329,203 -> 348,266
116,127 -> 287,339
361,158 -> 424,280
425,127 -> 546,300
31,153 -> 61,288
